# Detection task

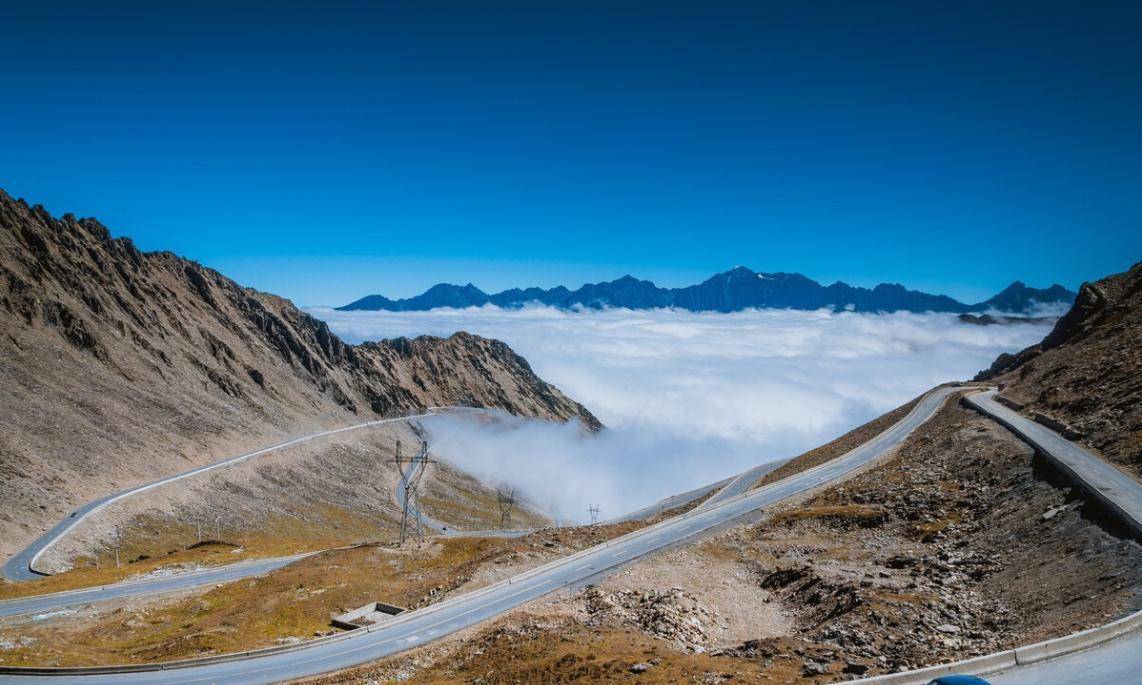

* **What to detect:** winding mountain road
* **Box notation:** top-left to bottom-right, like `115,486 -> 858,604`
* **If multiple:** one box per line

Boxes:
2,413 -> 438,583
0,407 -> 531,619
602,476 -> 733,525
0,387 -> 961,683
5,385 -> 1138,684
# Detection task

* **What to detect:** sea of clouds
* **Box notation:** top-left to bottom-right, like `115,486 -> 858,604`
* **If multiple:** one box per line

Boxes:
312,305 -> 1053,523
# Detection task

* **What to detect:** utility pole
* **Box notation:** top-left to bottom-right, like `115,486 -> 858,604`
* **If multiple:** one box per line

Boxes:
588,504 -> 600,525
389,439 -> 432,545
113,523 -> 126,568
497,489 -> 515,530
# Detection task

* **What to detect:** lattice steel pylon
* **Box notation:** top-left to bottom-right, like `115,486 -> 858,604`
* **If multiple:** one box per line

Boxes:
390,439 -> 432,544
497,489 -> 515,530
588,504 -> 600,525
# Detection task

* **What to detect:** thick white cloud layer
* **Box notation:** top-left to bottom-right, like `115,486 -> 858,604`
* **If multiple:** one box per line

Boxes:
312,306 -> 1052,523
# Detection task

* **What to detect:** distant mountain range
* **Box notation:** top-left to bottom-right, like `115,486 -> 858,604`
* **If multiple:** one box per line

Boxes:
337,267 -> 1076,315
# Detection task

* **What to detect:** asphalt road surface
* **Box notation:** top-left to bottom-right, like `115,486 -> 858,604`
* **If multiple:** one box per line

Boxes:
0,386 -> 961,684
696,458 -> 789,510
601,476 -> 733,524
965,389 -> 1142,535
0,555 -> 307,619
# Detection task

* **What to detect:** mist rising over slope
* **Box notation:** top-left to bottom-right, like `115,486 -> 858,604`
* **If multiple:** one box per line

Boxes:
315,305 -> 1053,521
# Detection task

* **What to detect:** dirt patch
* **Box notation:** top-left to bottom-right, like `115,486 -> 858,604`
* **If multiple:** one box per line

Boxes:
301,613 -> 823,685
595,545 -> 790,649
768,504 -> 888,529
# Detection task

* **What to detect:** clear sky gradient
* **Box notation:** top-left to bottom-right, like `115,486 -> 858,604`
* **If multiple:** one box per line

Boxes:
2,1 -> 1140,306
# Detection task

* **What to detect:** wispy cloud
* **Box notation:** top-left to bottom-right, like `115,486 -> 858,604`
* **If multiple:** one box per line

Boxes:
313,306 -> 1052,522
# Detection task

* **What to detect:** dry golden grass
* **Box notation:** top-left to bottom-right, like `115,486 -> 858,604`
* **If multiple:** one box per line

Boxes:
769,504 -> 888,528
0,537 -> 518,666
912,513 -> 961,541
0,505 -> 400,602
0,521 -> 650,667
0,543 -> 259,601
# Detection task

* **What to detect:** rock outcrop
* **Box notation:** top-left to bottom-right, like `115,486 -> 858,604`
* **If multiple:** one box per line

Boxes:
975,260 -> 1142,477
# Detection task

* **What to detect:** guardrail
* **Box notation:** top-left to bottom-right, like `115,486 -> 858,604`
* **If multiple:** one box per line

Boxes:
1031,411 -> 1084,440
850,609 -> 1142,684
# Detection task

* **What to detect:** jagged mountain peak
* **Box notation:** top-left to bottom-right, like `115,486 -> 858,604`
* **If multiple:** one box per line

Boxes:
0,188 -> 603,554
340,268 -> 1075,315
973,280 -> 1077,313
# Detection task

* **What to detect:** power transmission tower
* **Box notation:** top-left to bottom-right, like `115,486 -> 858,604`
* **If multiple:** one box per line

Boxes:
588,504 -> 600,525
497,489 -> 515,529
390,439 -> 432,544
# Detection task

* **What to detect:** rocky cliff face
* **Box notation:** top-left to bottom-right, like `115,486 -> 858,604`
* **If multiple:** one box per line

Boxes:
0,189 -> 597,557
976,261 -> 1142,477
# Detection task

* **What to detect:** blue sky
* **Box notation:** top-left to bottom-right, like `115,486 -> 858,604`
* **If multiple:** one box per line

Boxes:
2,1 -> 1140,306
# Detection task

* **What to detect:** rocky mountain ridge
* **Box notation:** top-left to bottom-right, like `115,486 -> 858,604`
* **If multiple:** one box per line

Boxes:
339,267 -> 1075,314
0,189 -> 597,558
